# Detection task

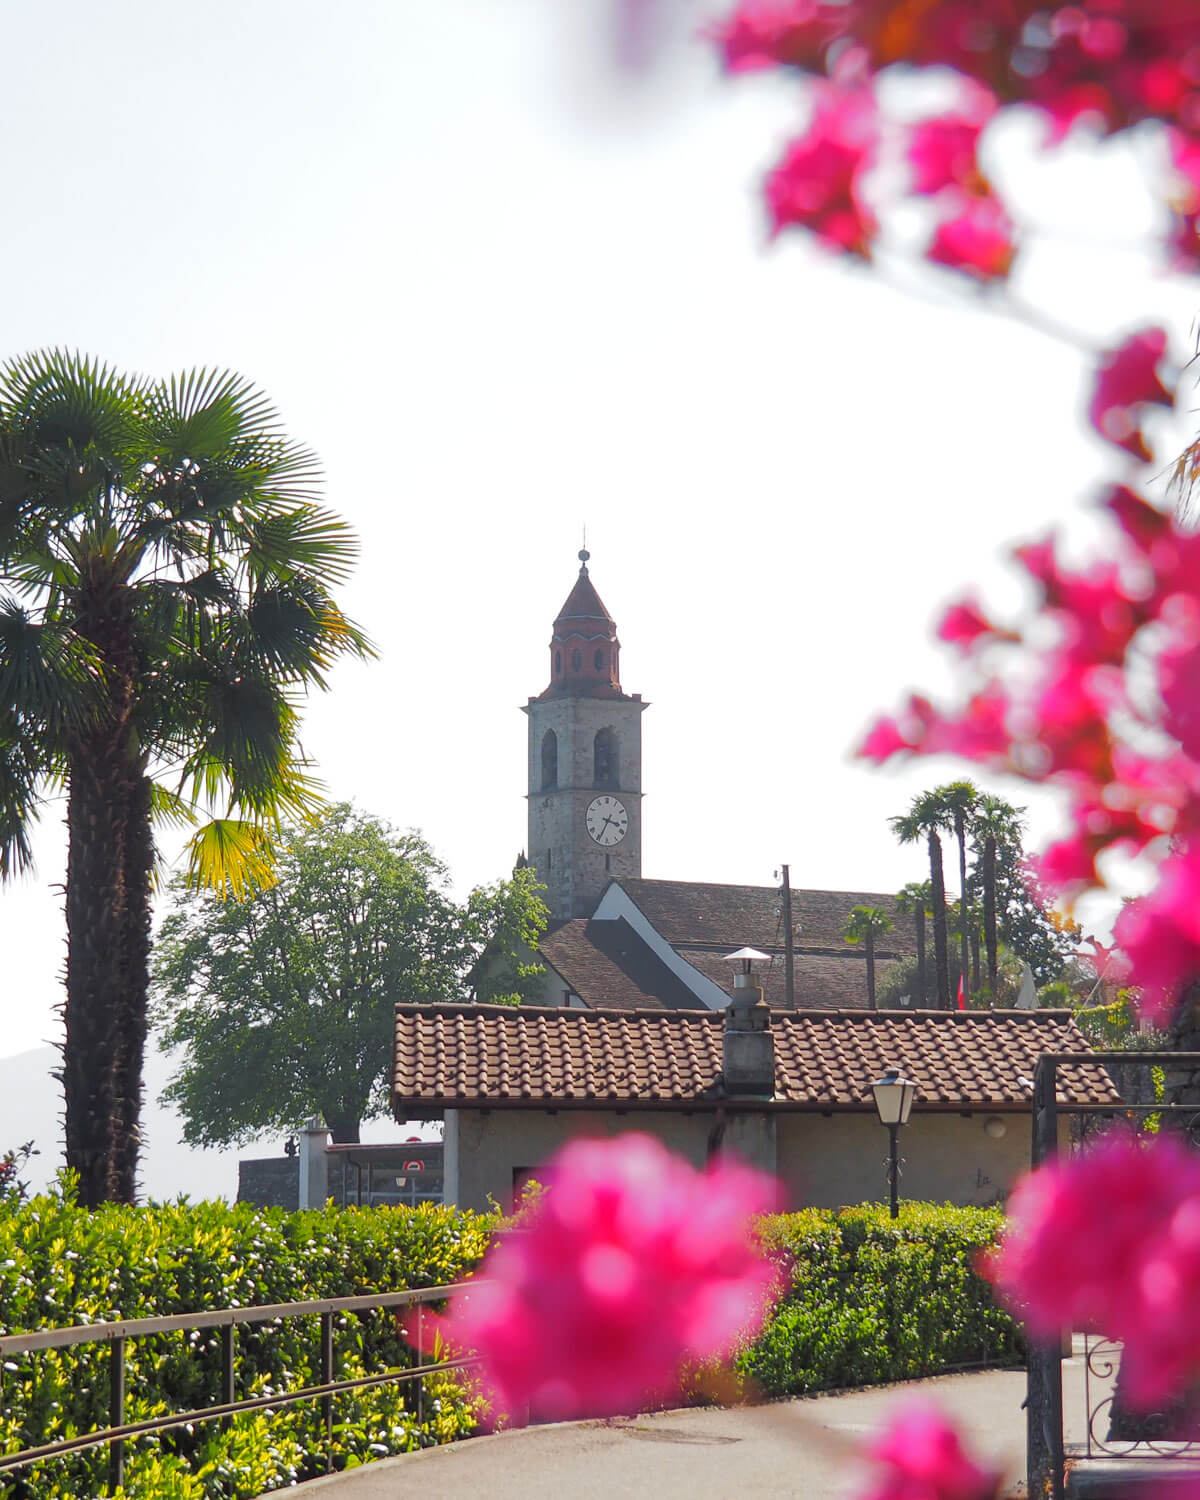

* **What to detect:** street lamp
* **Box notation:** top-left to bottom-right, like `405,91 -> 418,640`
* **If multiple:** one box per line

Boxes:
871,1066 -> 918,1219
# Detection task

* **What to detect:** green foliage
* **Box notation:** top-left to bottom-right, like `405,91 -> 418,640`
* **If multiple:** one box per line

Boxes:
463,866 -> 550,1007
0,1189 -> 494,1498
1071,992 -> 1166,1051
741,1202 -> 1020,1396
841,905 -> 893,945
153,809 -> 550,1144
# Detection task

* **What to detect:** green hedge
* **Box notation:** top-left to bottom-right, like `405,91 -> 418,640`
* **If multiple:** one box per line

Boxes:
0,1194 -> 1018,1496
741,1202 -> 1022,1396
0,1191 -> 493,1498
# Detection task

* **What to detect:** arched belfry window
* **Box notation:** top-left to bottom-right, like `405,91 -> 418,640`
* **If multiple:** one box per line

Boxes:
571,648 -> 582,672
594,649 -> 604,672
594,728 -> 618,789
541,729 -> 558,790
554,650 -> 563,677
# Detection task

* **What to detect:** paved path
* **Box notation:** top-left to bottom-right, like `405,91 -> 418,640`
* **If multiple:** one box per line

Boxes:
282,1366 -> 1047,1499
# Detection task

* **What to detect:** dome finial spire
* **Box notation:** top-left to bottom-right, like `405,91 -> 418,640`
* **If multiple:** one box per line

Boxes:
579,523 -> 589,571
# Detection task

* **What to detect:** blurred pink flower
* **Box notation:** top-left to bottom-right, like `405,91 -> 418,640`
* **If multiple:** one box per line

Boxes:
927,195 -> 1015,280
709,0 -> 842,75
1114,846 -> 1200,1025
857,1401 -> 1001,1500
936,598 -> 995,651
766,84 -> 878,254
1088,327 -> 1174,462
908,89 -> 996,196
405,1133 -> 779,1424
985,1132 -> 1200,1408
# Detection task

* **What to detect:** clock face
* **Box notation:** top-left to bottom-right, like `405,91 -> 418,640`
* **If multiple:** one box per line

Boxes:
586,794 -> 628,846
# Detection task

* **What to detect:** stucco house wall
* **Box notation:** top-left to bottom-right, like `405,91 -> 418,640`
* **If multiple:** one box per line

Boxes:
774,1111 -> 1035,1211
443,1106 -> 1042,1215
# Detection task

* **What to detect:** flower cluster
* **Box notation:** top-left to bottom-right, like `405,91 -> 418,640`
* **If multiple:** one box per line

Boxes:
709,2 -> 1200,279
984,1131 -> 1200,1408
406,1133 -> 779,1424
859,471 -> 1200,1024
858,1402 -> 1003,1500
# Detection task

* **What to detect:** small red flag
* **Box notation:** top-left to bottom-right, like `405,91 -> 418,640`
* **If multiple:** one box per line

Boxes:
956,976 -> 966,1011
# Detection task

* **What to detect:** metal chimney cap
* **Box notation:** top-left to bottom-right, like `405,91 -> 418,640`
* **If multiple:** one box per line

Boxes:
720,947 -> 770,964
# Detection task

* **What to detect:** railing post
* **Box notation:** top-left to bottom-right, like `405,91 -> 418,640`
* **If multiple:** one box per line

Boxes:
221,1323 -> 235,1429
108,1336 -> 125,1496
320,1311 -> 334,1474
1027,1057 -> 1065,1500
416,1305 -> 424,1428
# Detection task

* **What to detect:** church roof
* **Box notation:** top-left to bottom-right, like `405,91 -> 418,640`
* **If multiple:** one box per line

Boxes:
553,559 -> 615,638
617,878 -> 913,955
392,1004 -> 1119,1114
534,878 -> 916,1012
540,917 -> 709,1011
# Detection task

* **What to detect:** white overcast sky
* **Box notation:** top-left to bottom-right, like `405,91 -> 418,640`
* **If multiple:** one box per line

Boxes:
2,0 -> 1198,1067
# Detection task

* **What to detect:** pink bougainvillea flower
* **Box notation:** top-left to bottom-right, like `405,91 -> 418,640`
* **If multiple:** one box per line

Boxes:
1114,844 -> 1200,1025
766,83 -> 878,253
1088,326 -> 1174,462
404,1133 -> 779,1425
908,87 -> 996,196
708,0 -> 843,75
936,597 -> 996,651
927,194 -> 1015,281
986,1133 -> 1200,1408
856,1401 -> 1001,1500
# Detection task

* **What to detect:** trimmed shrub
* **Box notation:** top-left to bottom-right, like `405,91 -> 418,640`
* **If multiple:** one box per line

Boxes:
741,1202 -> 1022,1396
0,1189 -> 493,1498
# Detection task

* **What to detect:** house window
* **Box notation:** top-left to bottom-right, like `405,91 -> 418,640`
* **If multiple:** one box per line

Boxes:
593,727 -> 618,789
541,729 -> 558,790
545,847 -> 552,870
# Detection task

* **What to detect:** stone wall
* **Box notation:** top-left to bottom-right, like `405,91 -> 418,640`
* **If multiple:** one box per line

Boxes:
237,1156 -> 298,1210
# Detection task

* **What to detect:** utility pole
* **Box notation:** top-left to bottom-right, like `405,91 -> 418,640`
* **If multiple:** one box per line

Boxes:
780,864 -> 795,1009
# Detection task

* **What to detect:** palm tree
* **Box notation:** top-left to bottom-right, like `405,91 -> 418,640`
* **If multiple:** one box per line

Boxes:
891,793 -> 952,1010
895,881 -> 931,1005
970,794 -> 1026,1000
0,352 -> 372,1205
842,905 -> 894,1011
930,781 -> 978,1005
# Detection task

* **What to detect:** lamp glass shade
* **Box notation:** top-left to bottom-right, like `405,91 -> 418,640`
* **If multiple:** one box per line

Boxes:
872,1069 -> 917,1126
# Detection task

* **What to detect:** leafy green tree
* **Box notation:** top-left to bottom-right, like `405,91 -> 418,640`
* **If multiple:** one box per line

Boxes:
969,793 -> 1025,997
466,866 -> 550,1006
924,781 -> 978,1003
891,793 -> 952,1010
0,352 -> 372,1201
895,881 -> 931,1005
153,808 -> 549,1145
842,905 -> 893,1012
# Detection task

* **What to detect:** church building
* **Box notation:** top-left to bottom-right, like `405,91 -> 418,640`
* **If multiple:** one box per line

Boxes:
514,549 -> 916,1012
390,553 -> 1116,1215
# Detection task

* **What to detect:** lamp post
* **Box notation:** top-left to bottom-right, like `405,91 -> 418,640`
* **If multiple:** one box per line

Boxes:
871,1066 -> 917,1219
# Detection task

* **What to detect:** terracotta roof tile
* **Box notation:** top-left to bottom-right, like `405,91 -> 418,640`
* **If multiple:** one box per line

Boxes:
393,1005 -> 1120,1113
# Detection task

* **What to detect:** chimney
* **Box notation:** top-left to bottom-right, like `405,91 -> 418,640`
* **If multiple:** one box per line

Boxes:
720,947 -> 775,1098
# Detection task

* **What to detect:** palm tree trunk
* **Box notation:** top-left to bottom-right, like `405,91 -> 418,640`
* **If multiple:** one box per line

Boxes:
983,836 -> 998,996
955,810 -> 969,1004
112,773 -> 154,1205
928,830 -> 951,1010
63,576 -> 140,1208
970,925 -> 981,993
866,930 -> 876,1011
64,744 -> 132,1208
915,904 -> 927,1004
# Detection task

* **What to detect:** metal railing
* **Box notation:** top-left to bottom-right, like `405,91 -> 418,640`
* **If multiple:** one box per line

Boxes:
1025,1051 -> 1200,1500
0,1282 -> 480,1495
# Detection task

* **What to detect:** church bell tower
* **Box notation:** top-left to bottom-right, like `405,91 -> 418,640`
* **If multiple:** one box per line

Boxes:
523,550 -> 646,920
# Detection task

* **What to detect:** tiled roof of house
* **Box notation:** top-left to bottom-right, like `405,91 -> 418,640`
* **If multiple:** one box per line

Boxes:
617,878 -> 917,956
539,918 -> 708,1011
393,1005 -> 1119,1113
